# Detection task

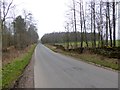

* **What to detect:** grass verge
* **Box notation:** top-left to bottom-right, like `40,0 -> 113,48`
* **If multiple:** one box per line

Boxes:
46,44 -> 118,71
2,44 -> 36,89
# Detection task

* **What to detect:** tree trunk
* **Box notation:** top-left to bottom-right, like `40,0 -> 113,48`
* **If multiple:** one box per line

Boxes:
99,0 -> 104,47
107,2 -> 112,47
93,0 -> 96,48
82,1 -> 88,47
91,1 -> 93,47
79,0 -> 83,48
66,23 -> 69,50
113,0 -> 116,47
73,0 -> 77,48
0,2 -> 2,53
106,2 -> 108,46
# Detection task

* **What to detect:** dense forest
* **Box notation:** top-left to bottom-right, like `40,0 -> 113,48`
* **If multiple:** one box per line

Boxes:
0,0 -> 39,52
41,32 -> 100,44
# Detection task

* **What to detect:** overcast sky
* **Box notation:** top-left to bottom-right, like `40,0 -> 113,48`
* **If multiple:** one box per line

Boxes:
13,0 -> 119,39
13,0 -> 69,39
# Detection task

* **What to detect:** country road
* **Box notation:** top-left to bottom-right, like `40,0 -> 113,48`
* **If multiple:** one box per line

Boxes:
34,43 -> 118,88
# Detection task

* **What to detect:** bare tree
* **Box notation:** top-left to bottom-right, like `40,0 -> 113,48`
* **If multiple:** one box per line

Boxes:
78,0 -> 83,48
0,1 -> 1,23
1,0 -> 14,50
91,1 -> 93,47
0,2 -> 1,88
93,0 -> 96,47
65,23 -> 70,50
82,1 -> 88,47
113,0 -> 116,47
2,0 -> 13,29
73,0 -> 77,48
65,0 -> 118,48
107,1 -> 112,47
99,0 -> 104,47
106,1 -> 109,47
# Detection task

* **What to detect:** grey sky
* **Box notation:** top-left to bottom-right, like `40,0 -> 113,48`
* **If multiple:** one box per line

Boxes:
13,0 -> 69,39
13,0 -> 119,39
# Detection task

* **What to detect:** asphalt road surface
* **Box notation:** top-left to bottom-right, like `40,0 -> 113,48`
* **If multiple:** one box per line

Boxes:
34,43 -> 118,88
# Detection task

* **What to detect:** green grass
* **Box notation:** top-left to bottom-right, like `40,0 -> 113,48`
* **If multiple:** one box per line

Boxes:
56,41 -> 99,48
116,40 -> 120,47
2,44 -> 36,89
56,40 -> 120,48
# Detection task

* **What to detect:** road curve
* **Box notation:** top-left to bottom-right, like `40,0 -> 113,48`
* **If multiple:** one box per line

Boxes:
34,43 -> 118,88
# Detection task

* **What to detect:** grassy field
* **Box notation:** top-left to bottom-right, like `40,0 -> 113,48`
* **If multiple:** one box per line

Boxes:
2,44 -> 36,89
55,40 -> 120,49
116,40 -> 120,47
55,41 -> 101,49
46,44 -> 118,71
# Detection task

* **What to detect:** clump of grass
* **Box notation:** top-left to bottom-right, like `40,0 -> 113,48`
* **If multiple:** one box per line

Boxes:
2,44 -> 36,89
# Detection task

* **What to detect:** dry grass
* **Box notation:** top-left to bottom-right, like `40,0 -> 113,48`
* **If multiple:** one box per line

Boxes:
45,44 -> 118,71
2,45 -> 32,67
2,44 -> 36,89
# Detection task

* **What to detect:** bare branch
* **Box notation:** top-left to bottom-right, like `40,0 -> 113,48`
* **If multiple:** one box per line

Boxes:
4,0 -> 13,18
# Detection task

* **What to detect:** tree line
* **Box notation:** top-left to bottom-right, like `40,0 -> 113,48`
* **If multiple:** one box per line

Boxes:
0,0 -> 39,51
41,32 -> 100,44
42,0 -> 119,49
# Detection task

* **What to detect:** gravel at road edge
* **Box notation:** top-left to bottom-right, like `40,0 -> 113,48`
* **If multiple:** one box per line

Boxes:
14,54 -> 34,88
